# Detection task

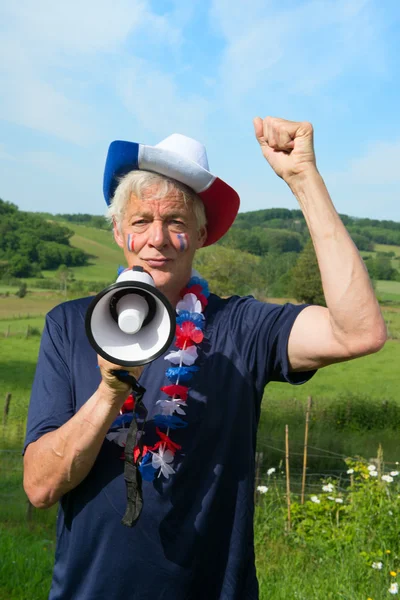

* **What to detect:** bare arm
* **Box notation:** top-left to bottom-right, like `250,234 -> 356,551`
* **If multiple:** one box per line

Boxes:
23,362 -> 141,509
254,117 -> 387,371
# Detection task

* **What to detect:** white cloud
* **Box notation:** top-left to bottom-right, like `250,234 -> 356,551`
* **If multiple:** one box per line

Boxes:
211,0 -> 385,99
0,0 -> 184,144
116,58 -> 211,139
329,139 -> 400,185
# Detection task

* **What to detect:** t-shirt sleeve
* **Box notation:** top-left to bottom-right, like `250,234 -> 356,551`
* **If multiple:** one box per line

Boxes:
23,311 -> 74,454
228,297 -> 317,392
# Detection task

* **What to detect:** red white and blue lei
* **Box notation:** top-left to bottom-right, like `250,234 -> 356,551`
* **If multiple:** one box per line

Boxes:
106,273 -> 210,481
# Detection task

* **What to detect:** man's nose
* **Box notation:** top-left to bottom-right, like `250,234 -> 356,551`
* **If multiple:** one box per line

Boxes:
148,220 -> 169,248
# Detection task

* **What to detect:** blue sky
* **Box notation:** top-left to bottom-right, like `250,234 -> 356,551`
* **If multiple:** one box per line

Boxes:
0,0 -> 399,221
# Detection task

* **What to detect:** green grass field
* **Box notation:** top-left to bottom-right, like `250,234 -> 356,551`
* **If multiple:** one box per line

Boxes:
2,224 -> 400,599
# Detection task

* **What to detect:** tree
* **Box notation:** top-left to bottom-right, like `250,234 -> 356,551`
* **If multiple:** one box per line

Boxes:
56,265 -> 75,296
16,281 -> 27,298
290,239 -> 326,306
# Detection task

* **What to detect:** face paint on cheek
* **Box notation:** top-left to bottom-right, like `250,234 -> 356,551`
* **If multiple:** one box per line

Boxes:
176,233 -> 189,252
126,234 -> 135,253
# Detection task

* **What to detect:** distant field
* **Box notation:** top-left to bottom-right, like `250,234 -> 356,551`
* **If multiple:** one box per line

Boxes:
376,279 -> 400,303
0,294 -> 62,320
375,243 -> 400,256
46,222 -> 124,282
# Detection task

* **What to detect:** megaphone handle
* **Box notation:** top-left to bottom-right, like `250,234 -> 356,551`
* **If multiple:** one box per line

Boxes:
110,370 -> 148,528
111,369 -> 146,398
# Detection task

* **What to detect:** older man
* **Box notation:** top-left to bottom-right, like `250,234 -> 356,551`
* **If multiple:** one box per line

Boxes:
23,117 -> 386,600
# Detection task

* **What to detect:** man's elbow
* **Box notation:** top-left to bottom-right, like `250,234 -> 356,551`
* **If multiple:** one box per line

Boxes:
23,473 -> 59,510
347,323 -> 388,358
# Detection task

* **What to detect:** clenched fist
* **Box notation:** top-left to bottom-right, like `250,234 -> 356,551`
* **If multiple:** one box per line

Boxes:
98,355 -> 144,406
253,116 -> 317,184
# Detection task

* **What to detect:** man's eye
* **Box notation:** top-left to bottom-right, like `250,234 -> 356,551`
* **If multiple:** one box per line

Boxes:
133,220 -> 147,225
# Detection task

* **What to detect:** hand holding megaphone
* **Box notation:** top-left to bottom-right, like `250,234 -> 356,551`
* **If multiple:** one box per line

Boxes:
85,266 -> 176,367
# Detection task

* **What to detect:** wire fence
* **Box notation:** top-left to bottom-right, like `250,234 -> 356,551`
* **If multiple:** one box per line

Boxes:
2,393 -> 400,524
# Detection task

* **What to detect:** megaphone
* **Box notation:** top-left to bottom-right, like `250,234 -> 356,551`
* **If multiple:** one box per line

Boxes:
85,266 -> 176,366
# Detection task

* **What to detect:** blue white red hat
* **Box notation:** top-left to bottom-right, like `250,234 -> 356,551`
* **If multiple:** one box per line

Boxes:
103,133 -> 240,246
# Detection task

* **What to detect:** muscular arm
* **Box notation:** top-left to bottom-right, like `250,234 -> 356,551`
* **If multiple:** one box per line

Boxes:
23,362 -> 141,509
287,168 -> 386,371
254,117 -> 387,371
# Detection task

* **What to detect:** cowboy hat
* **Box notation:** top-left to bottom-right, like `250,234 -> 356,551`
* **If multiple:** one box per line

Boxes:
103,133 -> 240,246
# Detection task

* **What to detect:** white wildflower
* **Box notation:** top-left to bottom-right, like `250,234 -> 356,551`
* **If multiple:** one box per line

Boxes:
389,582 -> 399,594
327,496 -> 335,501
347,468 -> 354,474
368,464 -> 377,472
310,496 -> 320,504
370,470 -> 378,477
382,475 -> 394,483
335,498 -> 344,504
257,486 -> 268,494
372,561 -> 383,570
267,468 -> 276,476
322,483 -> 334,493
390,471 -> 399,477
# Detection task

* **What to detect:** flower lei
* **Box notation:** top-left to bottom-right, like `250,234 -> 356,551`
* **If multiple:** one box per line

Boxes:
107,275 -> 210,481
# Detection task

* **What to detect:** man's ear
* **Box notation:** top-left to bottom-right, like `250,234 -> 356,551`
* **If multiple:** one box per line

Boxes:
196,226 -> 207,249
113,218 -> 125,249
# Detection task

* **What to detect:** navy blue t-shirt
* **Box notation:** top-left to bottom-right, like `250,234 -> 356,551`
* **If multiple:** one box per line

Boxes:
24,293 -> 315,600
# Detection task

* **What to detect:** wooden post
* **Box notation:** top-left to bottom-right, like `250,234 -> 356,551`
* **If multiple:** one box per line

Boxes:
301,396 -> 312,504
5,325 -> 10,338
3,393 -> 11,426
285,424 -> 291,531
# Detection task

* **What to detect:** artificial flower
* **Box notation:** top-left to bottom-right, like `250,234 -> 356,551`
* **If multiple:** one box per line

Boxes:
152,447 -> 175,479
156,399 -> 187,417
176,293 -> 202,314
153,414 -> 188,429
150,428 -> 182,454
161,384 -> 189,401
164,346 -> 198,366
175,321 -> 204,348
165,365 -> 200,383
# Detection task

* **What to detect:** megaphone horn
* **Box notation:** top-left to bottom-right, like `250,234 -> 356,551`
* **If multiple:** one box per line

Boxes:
85,266 -> 176,367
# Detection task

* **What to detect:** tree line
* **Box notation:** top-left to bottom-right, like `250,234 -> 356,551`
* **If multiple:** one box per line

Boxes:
0,200 -> 90,277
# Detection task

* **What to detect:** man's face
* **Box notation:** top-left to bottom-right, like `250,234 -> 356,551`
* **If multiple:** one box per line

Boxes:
113,187 -> 207,305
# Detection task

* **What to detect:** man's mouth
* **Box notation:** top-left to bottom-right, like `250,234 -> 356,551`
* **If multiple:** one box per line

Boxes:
143,258 -> 171,268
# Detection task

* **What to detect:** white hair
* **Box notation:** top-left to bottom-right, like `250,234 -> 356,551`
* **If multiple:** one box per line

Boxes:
106,170 -> 207,231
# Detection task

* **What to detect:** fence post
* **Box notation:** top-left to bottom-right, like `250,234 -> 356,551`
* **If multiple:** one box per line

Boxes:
301,396 -> 312,504
5,325 -> 10,338
3,393 -> 11,426
26,325 -> 30,338
285,424 -> 291,531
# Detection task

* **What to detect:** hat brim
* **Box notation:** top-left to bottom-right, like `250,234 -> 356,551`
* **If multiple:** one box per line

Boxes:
103,140 -> 240,246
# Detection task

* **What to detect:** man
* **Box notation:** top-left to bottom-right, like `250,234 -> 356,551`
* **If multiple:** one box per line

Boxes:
23,117 -> 386,600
